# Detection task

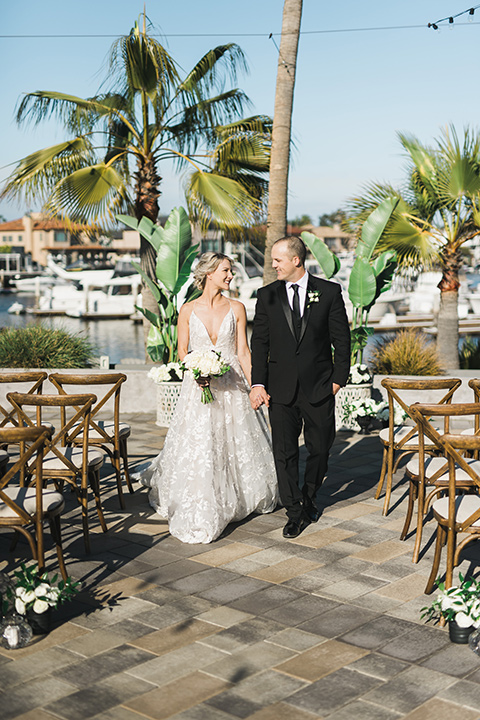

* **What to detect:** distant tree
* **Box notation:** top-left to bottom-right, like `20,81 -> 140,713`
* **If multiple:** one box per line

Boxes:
318,209 -> 347,227
288,214 -> 312,226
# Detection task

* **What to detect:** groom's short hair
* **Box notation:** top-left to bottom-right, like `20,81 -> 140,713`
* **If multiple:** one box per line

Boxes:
274,236 -> 306,266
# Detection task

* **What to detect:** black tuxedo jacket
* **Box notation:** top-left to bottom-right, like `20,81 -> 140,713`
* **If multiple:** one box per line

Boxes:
251,275 -> 351,405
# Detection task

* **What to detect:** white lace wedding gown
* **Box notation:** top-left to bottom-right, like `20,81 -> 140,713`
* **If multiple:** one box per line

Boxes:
138,307 -> 279,543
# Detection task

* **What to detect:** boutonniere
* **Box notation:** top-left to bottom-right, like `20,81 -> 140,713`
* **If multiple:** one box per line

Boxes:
307,289 -> 321,307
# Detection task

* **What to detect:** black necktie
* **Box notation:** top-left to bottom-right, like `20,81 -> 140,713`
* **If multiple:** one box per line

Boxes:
291,284 -> 301,337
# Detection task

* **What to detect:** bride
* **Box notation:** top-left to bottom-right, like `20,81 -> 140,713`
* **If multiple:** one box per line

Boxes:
138,251 -> 279,544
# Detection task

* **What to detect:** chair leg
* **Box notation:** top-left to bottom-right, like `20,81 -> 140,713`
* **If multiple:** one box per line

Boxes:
400,480 -> 416,542
425,524 -> 446,594
120,438 -> 134,494
88,469 -> 108,533
112,448 -> 125,510
375,446 -> 388,500
412,480 -> 426,564
382,445 -> 395,515
49,515 -> 68,582
78,484 -> 91,555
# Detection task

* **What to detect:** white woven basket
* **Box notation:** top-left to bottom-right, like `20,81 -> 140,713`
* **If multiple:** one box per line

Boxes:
156,382 -> 183,427
336,382 -> 373,431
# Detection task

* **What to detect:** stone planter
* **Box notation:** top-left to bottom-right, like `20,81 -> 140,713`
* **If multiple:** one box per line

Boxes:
156,382 -> 182,427
336,382 -> 373,431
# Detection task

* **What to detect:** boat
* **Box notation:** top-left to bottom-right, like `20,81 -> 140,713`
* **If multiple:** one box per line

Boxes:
7,301 -> 26,315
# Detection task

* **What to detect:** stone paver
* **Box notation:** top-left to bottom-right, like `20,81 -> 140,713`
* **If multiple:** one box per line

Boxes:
2,415 -> 480,720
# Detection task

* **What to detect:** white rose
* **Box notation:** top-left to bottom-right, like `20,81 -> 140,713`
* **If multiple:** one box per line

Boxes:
455,611 -> 473,628
32,599 -> 50,614
15,587 -> 26,599
35,583 -> 51,597
15,598 -> 26,614
22,590 -> 36,604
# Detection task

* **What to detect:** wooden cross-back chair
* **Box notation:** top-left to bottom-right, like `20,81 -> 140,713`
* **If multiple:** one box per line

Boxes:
48,373 -> 133,508
403,401 -> 479,563
7,392 -> 106,554
0,425 -> 67,580
409,402 -> 480,594
376,377 -> 461,515
0,371 -> 47,430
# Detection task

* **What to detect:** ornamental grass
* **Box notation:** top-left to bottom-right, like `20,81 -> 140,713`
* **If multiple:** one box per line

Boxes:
0,325 -> 97,368
370,329 -> 443,376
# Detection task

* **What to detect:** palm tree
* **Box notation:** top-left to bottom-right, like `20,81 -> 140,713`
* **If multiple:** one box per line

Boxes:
263,0 -> 303,285
1,15 -> 271,331
346,126 -> 480,369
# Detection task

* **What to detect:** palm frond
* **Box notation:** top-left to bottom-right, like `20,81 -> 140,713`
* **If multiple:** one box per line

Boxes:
186,171 -> 262,229
1,138 -> 95,202
46,164 -> 128,224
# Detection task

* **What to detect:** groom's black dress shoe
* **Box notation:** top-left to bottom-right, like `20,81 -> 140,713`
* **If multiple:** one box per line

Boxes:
283,518 -> 310,539
303,498 -> 321,523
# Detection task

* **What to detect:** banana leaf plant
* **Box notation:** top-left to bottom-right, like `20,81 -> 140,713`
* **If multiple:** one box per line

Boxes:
117,207 -> 199,363
302,196 -> 400,365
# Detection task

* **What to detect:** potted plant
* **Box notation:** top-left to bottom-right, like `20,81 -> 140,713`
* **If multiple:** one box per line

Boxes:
421,575 -> 480,643
147,362 -> 184,426
4,562 -> 80,635
117,207 -> 199,426
333,363 -> 374,431
342,396 -> 383,434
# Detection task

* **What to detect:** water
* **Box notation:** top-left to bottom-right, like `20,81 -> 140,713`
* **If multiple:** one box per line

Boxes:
0,291 -> 145,365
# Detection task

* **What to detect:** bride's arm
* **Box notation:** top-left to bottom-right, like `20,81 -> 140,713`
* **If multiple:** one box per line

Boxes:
177,304 -> 192,361
233,301 -> 252,385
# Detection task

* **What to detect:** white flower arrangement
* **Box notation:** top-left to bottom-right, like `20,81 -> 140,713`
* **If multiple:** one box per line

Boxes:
348,363 -> 372,385
148,362 -> 183,384
422,575 -> 480,628
181,349 -> 230,404
375,401 -> 408,426
342,397 -> 383,422
6,563 -> 79,616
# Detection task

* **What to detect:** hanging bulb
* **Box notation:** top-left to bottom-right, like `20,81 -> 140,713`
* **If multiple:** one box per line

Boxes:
449,16 -> 454,29
469,8 -> 475,22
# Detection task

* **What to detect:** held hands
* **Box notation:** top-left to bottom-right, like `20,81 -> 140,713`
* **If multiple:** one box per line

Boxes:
250,386 -> 270,410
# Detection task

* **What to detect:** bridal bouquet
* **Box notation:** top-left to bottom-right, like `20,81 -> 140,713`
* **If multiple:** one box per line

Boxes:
182,350 -> 230,404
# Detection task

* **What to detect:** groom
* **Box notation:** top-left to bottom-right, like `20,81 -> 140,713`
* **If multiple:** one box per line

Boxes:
250,236 -> 350,539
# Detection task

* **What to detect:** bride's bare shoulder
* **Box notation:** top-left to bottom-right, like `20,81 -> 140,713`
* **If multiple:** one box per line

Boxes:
179,301 -> 195,319
230,298 -> 247,319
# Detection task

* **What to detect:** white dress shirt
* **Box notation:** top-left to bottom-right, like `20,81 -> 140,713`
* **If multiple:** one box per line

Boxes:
286,271 -> 309,317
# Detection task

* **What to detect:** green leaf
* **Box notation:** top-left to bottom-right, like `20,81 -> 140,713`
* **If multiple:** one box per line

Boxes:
130,261 -> 161,303
358,197 -> 400,260
372,249 -> 397,277
301,231 -> 338,278
154,207 -> 192,293
348,258 -> 377,307
172,244 -> 199,296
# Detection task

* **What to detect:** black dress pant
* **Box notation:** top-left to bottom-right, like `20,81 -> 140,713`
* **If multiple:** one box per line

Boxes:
269,383 -> 335,522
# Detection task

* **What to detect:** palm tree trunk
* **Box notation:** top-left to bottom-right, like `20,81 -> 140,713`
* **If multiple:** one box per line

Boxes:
437,246 -> 461,370
263,0 -> 303,285
135,155 -> 162,359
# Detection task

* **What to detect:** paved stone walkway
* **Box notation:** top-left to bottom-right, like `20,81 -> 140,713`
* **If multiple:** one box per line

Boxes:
1,415 -> 480,720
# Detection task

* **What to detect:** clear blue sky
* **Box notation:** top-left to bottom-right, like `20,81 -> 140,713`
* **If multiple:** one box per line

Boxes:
1,1 -> 479,225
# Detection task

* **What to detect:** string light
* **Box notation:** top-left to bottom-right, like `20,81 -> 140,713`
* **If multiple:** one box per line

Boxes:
428,4 -> 480,30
